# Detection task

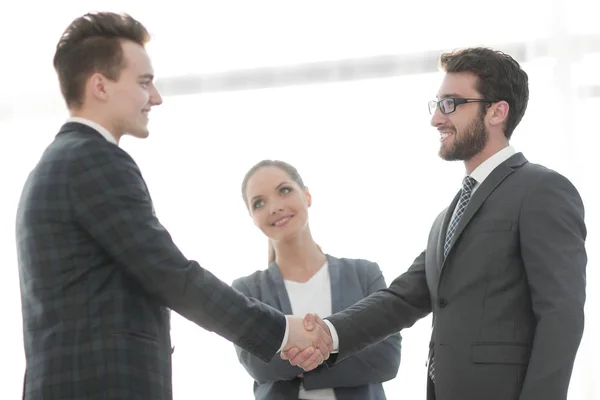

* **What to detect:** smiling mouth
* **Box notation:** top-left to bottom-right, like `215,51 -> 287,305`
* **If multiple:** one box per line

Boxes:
272,216 -> 293,227
440,132 -> 454,142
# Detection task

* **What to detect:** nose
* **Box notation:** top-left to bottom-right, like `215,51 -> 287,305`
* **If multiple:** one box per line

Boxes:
268,200 -> 284,215
430,106 -> 445,128
150,85 -> 163,106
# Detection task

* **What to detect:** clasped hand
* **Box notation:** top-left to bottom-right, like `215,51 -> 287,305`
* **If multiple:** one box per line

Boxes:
281,313 -> 332,371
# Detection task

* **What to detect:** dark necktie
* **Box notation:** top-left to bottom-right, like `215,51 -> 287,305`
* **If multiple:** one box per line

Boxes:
443,175 -> 477,258
429,175 -> 477,383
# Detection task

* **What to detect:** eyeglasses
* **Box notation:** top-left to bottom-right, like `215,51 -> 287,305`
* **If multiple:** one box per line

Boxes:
428,98 -> 497,115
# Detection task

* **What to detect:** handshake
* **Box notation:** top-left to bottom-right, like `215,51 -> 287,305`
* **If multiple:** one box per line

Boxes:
282,313 -> 333,371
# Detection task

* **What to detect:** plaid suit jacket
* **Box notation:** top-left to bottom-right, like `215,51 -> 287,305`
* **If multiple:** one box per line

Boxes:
16,122 -> 286,400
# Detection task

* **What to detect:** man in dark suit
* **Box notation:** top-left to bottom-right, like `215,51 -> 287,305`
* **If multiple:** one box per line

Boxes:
284,47 -> 587,400
16,12 -> 331,400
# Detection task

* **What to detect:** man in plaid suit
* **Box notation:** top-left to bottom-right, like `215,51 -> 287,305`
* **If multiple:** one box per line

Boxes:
15,12 -> 331,400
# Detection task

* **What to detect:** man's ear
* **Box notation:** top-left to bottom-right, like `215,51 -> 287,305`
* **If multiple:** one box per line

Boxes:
488,100 -> 509,128
88,72 -> 110,102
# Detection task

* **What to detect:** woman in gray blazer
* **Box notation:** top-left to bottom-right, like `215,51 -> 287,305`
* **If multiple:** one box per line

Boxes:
233,160 -> 401,400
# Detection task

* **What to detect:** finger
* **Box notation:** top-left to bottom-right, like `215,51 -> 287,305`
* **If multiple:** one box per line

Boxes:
313,333 -> 331,360
319,322 -> 334,353
309,316 -> 333,353
288,347 -> 315,366
300,350 -> 324,372
302,361 -> 318,372
281,347 -> 300,360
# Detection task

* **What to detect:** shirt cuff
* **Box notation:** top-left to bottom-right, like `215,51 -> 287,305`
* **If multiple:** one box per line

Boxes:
278,315 -> 290,352
323,319 -> 339,353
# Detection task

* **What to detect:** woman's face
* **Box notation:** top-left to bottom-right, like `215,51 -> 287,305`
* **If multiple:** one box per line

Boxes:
245,166 -> 311,241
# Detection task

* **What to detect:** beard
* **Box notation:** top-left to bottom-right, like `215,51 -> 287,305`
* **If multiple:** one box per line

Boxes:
439,112 -> 488,161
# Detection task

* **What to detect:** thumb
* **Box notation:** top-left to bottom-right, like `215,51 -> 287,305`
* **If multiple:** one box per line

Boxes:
303,313 -> 317,330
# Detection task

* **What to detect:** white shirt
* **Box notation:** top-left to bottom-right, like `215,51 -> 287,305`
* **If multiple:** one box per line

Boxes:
67,117 -> 118,145
285,262 -> 336,400
469,145 -> 516,194
326,145 -> 517,353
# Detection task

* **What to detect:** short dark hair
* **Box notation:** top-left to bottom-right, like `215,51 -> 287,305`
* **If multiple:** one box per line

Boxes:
53,12 -> 150,109
439,47 -> 529,139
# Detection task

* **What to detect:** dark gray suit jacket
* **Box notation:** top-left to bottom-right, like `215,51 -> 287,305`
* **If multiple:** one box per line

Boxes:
326,153 -> 586,400
16,123 -> 286,400
233,255 -> 401,400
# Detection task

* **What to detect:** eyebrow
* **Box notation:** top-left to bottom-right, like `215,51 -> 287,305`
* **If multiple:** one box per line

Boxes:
138,73 -> 154,81
436,92 -> 462,99
249,181 -> 290,203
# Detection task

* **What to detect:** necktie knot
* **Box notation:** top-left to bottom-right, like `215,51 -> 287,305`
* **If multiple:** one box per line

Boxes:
462,176 -> 477,193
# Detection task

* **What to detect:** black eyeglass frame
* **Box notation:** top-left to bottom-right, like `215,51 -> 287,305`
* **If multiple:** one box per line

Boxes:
428,98 -> 499,115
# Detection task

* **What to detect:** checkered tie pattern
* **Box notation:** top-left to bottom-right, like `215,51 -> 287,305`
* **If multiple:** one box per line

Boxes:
443,175 -> 477,258
428,175 -> 477,384
428,352 -> 436,383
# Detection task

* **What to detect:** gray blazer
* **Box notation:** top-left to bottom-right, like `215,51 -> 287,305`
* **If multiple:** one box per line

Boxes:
233,255 -> 401,400
326,153 -> 586,400
16,123 -> 286,400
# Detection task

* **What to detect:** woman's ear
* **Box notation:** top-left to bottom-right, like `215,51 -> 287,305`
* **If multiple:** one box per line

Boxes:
304,187 -> 312,207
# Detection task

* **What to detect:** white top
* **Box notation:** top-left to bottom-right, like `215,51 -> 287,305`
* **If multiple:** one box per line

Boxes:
284,262 -> 336,400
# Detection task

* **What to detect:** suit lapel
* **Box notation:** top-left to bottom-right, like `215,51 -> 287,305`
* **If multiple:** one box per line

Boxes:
437,192 -> 460,270
440,153 -> 527,269
267,262 -> 294,314
326,255 -> 344,313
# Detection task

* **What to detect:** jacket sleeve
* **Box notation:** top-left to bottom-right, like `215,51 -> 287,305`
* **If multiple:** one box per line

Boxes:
232,278 -> 305,382
326,251 -> 431,363
68,143 -> 286,362
517,171 -> 586,400
303,263 -> 401,389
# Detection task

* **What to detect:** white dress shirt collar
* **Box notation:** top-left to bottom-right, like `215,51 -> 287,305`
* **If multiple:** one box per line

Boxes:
469,145 -> 516,186
67,117 -> 118,145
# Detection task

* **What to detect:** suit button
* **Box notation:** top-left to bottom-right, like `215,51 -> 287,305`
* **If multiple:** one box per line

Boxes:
438,298 -> 448,308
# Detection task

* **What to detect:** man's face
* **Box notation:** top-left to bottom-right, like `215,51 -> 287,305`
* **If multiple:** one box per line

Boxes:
104,40 -> 163,139
430,72 -> 488,161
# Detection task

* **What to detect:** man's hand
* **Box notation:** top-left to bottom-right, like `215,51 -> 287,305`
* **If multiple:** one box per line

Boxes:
282,314 -> 332,371
281,313 -> 332,371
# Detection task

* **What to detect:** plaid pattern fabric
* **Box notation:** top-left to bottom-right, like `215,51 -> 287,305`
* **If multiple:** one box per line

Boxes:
16,123 -> 286,400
